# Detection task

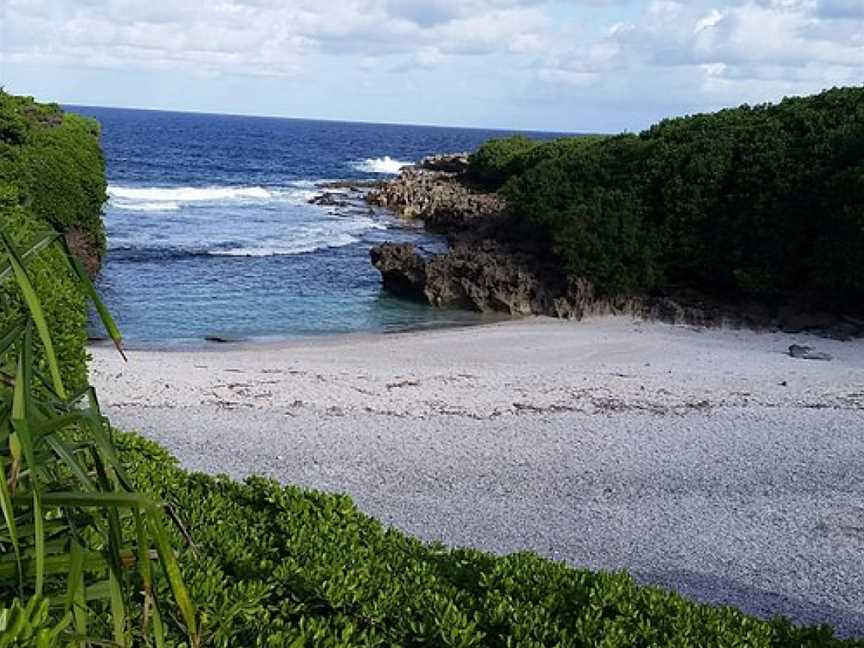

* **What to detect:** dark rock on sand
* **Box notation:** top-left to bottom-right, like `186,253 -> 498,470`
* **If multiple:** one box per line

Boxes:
788,344 -> 833,361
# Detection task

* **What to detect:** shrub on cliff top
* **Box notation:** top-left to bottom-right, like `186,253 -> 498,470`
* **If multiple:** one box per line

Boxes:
0,92 -> 106,388
0,91 -> 107,259
502,85 -> 864,308
467,135 -> 539,189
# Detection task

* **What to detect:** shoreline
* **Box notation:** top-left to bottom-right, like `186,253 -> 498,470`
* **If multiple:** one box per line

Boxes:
90,316 -> 864,635
93,310 -> 856,355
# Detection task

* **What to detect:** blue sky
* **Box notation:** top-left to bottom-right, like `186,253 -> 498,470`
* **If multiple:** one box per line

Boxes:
1,0 -> 861,132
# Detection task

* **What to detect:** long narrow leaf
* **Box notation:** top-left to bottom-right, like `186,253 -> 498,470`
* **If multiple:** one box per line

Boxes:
109,568 -> 127,647
0,231 -> 66,399
147,510 -> 197,646
0,455 -> 23,591
44,436 -> 97,491
33,489 -> 44,596
58,236 -> 126,361
65,538 -> 86,613
0,232 -> 60,283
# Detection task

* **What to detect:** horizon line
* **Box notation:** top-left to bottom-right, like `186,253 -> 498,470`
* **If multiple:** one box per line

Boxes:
64,101 -> 584,136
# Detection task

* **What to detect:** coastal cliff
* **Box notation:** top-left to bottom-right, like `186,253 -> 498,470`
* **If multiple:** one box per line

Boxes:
367,160 -> 749,326
368,87 -> 864,338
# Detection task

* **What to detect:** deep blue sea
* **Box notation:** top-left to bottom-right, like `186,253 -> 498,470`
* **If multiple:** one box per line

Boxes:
71,106 -> 552,345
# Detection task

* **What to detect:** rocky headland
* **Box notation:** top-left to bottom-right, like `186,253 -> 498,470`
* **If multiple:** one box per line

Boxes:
366,154 -> 864,340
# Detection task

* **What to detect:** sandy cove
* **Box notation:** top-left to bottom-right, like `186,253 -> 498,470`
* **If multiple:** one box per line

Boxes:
89,316 -> 864,635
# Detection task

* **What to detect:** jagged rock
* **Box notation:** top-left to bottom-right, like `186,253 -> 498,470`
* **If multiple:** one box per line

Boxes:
369,243 -> 428,302
366,152 -> 863,337
418,153 -> 470,173
308,192 -> 351,207
366,166 -> 504,232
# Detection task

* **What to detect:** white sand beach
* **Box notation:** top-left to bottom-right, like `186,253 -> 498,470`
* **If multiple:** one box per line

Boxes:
90,317 -> 864,635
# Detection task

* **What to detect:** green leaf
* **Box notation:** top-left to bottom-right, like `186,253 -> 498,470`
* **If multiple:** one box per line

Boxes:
59,236 -> 126,361
0,455 -> 23,591
33,489 -> 44,597
0,230 -> 66,400
147,510 -> 198,646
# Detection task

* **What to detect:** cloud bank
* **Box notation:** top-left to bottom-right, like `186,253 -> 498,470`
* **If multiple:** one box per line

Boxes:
2,0 -> 861,130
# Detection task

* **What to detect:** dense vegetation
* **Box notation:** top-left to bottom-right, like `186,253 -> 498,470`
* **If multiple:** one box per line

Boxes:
0,91 -> 108,389
2,91 -> 861,645
469,86 -> 864,308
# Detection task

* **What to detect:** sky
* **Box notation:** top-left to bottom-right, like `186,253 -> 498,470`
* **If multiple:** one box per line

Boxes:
0,0 -> 862,132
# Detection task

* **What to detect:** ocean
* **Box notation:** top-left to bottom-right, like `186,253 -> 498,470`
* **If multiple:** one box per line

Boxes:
71,106 -> 550,345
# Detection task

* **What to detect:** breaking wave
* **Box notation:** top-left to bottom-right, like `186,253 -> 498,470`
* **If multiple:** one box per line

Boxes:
352,156 -> 412,174
109,185 -> 272,203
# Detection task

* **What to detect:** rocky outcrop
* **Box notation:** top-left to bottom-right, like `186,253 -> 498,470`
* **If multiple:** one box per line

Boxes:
367,155 -> 504,233
371,241 -> 640,319
367,154 -> 864,338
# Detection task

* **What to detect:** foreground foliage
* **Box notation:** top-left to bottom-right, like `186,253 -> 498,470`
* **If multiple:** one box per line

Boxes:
116,432 -> 859,647
0,232 -> 196,646
470,86 -> 864,308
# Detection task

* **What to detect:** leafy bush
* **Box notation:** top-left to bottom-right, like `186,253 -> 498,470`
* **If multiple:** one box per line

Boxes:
0,200 -> 88,391
501,86 -> 864,307
0,91 -> 107,262
467,136 -> 539,189
0,92 -> 107,391
114,432 -> 861,647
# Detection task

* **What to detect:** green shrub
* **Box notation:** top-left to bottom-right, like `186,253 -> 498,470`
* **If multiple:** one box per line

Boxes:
0,91 -> 106,390
116,431 -> 860,647
0,91 -> 107,260
0,201 -> 88,390
502,86 -> 864,307
467,136 -> 540,189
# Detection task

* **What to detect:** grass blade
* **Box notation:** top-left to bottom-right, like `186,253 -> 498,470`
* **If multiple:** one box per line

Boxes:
147,510 -> 198,646
33,489 -> 44,596
65,538 -> 86,613
0,231 -> 66,400
0,455 -> 23,591
109,568 -> 127,647
58,236 -> 126,361
0,232 -> 60,283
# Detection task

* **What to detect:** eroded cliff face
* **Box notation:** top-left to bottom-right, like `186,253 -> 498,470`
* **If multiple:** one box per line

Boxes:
64,227 -> 103,277
367,154 -> 864,339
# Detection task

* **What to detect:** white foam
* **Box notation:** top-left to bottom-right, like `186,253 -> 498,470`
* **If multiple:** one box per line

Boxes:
113,201 -> 181,212
353,156 -> 412,174
208,233 -> 358,257
108,185 -> 272,203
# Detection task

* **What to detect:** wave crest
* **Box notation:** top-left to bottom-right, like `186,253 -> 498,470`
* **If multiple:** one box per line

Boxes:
353,156 -> 412,174
109,185 -> 272,204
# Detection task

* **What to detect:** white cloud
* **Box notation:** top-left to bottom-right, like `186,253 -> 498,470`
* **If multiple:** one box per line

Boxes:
1,0 -> 861,129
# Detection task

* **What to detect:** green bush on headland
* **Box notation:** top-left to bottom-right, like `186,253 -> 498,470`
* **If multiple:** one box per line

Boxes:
0,92 -> 107,390
470,86 -> 864,308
